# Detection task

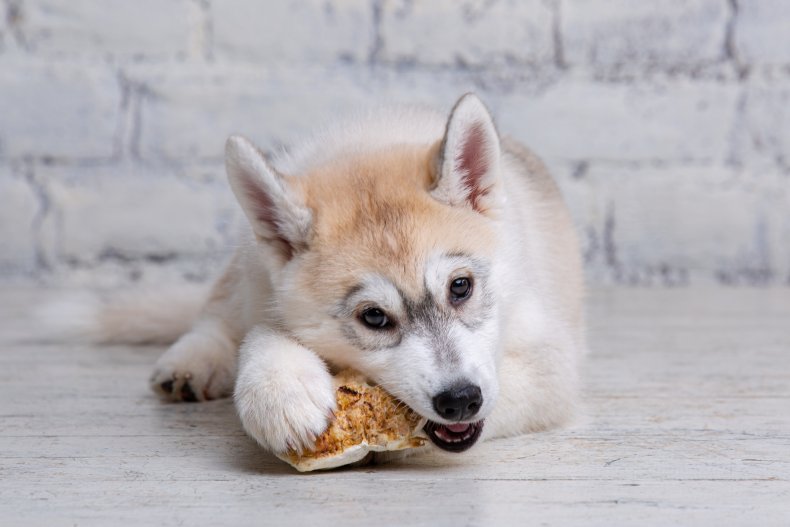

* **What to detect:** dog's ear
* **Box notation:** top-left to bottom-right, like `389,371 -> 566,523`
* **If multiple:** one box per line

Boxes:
431,93 -> 502,215
225,135 -> 311,259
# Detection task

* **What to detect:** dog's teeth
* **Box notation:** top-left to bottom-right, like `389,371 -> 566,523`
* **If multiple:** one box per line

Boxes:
430,423 -> 482,447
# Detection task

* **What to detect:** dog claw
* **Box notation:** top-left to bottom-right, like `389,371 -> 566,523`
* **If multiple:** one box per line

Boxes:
180,382 -> 198,402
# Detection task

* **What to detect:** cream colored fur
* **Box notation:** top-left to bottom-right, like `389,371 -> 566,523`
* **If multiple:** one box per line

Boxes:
38,285 -> 207,345
51,94 -> 586,458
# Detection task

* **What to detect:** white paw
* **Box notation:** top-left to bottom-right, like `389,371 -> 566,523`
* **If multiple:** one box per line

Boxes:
234,336 -> 336,454
150,331 -> 236,402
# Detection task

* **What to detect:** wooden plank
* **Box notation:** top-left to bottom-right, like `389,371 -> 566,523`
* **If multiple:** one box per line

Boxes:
1,286 -> 789,526
2,480 -> 789,527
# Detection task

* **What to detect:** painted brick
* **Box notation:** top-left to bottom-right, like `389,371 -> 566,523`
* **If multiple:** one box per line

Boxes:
39,165 -> 238,264
0,167 -> 39,273
562,165 -> 790,285
14,0 -> 195,59
739,81 -> 790,171
365,67 -> 487,109
0,7 -> 6,54
134,65 -> 373,161
0,2 -> 787,286
561,0 -> 728,69
0,60 -> 121,159
496,77 -> 738,163
380,0 -> 553,66
735,0 -> 790,66
212,0 -> 372,63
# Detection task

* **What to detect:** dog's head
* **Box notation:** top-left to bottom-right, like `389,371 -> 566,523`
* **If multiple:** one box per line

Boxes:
226,94 -> 504,452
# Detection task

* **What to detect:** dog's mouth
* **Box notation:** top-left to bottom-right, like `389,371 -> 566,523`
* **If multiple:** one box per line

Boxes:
423,420 -> 484,453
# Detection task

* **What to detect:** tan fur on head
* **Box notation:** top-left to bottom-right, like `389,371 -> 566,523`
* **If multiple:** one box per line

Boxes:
293,144 -> 498,302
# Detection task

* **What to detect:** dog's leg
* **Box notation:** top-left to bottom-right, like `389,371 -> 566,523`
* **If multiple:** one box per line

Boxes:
234,327 -> 336,454
482,337 -> 579,441
149,317 -> 237,402
149,258 -> 242,402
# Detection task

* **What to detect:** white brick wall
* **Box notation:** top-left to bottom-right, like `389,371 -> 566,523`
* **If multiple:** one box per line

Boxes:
131,64 -> 372,162
739,81 -> 790,171
0,165 -> 39,274
0,0 -> 789,286
14,0 -> 196,59
38,165 -> 235,262
497,77 -> 738,163
561,0 -> 729,71
0,60 -> 121,159
212,0 -> 372,64
734,0 -> 790,67
380,0 -> 554,66
558,165 -> 790,286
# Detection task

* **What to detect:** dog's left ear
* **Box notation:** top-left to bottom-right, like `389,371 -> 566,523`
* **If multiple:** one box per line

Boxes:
431,93 -> 502,215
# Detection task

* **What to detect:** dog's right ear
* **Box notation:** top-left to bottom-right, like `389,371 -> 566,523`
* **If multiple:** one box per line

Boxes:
225,135 -> 311,259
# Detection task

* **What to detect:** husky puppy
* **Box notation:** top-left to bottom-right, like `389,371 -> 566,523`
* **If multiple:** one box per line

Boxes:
112,94 -> 584,455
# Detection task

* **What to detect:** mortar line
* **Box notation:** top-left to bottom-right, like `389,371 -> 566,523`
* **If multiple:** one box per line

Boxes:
724,0 -> 748,79
22,161 -> 52,275
195,0 -> 214,62
367,0 -> 384,68
549,0 -> 566,70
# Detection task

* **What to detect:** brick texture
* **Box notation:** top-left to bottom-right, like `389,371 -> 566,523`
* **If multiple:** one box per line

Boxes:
561,0 -> 729,71
0,1 -> 788,286
132,64 -> 372,161
558,165 -> 789,286
0,60 -> 121,159
0,167 -> 39,274
212,0 -> 372,64
380,0 -> 553,66
38,165 -> 237,263
735,0 -> 790,67
739,81 -> 790,171
12,0 -> 196,59
497,78 -> 738,163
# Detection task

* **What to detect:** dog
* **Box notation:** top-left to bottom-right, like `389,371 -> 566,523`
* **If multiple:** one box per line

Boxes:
54,93 -> 586,457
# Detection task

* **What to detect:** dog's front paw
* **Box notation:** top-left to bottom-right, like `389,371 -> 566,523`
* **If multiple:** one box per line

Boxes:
234,348 -> 336,455
150,331 -> 236,402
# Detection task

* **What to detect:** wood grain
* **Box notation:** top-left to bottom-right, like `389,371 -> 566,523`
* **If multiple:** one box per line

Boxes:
1,287 -> 789,525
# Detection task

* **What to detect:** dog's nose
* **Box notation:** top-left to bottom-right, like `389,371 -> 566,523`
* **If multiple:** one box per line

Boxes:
432,384 -> 483,421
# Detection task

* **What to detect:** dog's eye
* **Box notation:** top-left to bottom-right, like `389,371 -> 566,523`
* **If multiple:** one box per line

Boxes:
449,277 -> 472,302
360,308 -> 390,329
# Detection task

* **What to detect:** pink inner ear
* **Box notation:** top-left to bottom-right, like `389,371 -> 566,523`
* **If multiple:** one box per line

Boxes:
243,178 -> 277,227
242,178 -> 294,259
457,121 -> 491,212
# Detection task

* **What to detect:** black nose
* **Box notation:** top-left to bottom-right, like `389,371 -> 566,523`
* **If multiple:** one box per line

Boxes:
432,384 -> 483,421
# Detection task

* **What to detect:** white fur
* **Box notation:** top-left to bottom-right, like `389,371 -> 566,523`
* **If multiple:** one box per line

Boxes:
273,105 -> 446,176
226,136 -> 312,252
149,317 -> 237,401
361,251 -> 502,422
36,285 -> 207,345
36,291 -> 104,342
431,94 -> 503,213
46,94 -> 585,458
234,328 -> 336,453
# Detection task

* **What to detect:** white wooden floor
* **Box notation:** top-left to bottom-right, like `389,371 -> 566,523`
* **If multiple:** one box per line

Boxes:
1,288 -> 789,526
